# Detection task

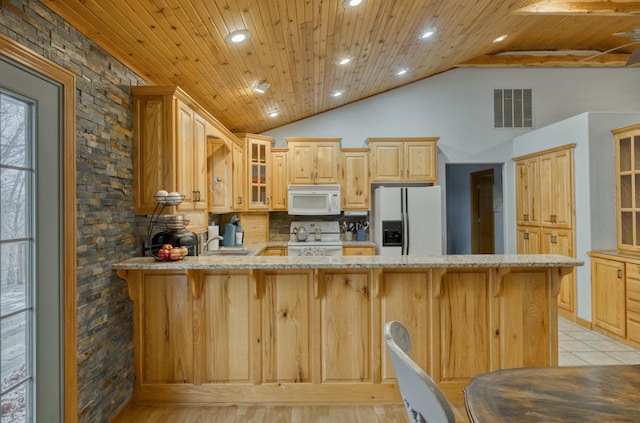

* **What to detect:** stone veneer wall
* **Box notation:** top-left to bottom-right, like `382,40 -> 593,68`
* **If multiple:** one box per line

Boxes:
0,0 -> 146,421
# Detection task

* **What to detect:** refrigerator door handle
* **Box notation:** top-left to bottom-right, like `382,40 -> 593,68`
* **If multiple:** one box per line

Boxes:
400,188 -> 406,255
405,189 -> 410,255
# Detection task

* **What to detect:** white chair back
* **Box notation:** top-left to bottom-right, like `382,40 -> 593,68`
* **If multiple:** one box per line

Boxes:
384,321 -> 456,423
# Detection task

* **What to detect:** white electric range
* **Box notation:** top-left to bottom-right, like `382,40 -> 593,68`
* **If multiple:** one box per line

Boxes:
287,221 -> 342,256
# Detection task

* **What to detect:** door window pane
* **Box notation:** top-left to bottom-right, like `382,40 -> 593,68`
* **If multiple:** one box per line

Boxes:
1,92 -> 34,423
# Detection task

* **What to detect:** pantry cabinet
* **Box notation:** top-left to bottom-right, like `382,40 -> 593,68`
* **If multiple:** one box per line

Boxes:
539,148 -> 574,229
514,144 -> 576,319
270,149 -> 288,211
286,138 -> 341,184
340,148 -> 370,211
132,86 -> 212,214
367,138 -> 438,184
515,156 -> 540,226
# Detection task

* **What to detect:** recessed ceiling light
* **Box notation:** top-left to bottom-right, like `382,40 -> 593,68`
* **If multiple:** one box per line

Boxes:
493,34 -> 508,43
269,110 -> 279,118
396,68 -> 408,76
343,0 -> 363,8
420,30 -> 435,39
225,29 -> 251,44
331,90 -> 344,97
252,82 -> 270,94
336,57 -> 352,66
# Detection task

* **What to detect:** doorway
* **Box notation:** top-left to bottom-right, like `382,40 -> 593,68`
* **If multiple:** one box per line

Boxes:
471,169 -> 495,254
445,163 -> 503,254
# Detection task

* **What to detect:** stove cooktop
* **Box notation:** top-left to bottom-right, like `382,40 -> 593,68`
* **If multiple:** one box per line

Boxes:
289,221 -> 341,245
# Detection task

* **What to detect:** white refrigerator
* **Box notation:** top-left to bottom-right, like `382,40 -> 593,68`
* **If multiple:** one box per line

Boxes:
372,186 -> 443,256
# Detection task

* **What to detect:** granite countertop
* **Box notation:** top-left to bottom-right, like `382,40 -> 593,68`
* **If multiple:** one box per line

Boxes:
113,253 -> 583,271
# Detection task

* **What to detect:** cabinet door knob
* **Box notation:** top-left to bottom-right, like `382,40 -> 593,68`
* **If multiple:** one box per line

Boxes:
523,232 -> 529,240
618,269 -> 623,279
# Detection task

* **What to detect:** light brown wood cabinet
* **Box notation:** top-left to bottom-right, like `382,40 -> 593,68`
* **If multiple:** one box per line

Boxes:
541,227 -> 575,313
231,140 -> 246,211
260,247 -> 287,256
590,254 -> 626,339
269,149 -> 288,211
286,138 -> 341,184
236,134 -> 273,211
117,263 -> 564,404
613,123 -> 640,252
367,138 -> 438,184
626,263 -> 640,347
207,135 -> 232,213
515,156 -> 540,226
132,86 -> 211,215
539,148 -> 574,229
516,226 -> 540,254
342,246 -> 375,256
340,149 -> 370,211
515,145 -> 576,319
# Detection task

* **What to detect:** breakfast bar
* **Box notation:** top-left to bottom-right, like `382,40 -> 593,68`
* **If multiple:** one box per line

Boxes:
113,254 -> 581,405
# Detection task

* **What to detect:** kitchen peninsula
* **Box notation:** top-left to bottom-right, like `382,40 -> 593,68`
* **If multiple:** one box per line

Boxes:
113,253 -> 581,405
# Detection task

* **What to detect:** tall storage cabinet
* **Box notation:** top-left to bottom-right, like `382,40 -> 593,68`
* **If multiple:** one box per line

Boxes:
514,144 -> 576,319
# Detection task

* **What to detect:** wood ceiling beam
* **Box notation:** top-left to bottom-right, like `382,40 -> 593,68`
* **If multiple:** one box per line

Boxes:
457,53 -> 632,67
514,1 -> 640,15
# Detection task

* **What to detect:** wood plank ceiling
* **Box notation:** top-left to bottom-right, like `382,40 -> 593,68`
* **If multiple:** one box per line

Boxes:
39,0 -> 640,134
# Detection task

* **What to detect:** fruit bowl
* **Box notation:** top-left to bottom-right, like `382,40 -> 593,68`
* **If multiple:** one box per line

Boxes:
152,244 -> 189,261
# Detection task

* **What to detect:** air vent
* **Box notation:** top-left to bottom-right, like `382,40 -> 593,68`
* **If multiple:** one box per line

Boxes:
493,88 -> 533,128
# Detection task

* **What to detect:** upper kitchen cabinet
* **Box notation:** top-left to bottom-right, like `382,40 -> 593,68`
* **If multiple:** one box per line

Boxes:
286,138 -> 341,184
340,148 -> 370,211
231,139 -> 246,211
270,148 -> 288,211
236,134 -> 273,210
207,122 -> 244,214
132,86 -> 230,215
367,138 -> 439,184
613,124 -> 640,253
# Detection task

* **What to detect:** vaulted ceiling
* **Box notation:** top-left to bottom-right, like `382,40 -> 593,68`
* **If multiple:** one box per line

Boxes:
41,0 -> 640,134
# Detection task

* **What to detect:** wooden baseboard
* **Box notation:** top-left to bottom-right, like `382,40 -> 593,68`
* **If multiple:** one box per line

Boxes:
576,317 -> 592,330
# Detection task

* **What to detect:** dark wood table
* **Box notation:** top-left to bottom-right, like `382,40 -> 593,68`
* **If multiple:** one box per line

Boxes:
464,365 -> 640,422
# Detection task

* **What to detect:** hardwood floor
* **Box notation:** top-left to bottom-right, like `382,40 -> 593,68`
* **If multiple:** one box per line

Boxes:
111,401 -> 470,422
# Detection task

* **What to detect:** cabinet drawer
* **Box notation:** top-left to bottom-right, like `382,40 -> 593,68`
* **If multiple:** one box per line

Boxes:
627,317 -> 640,346
342,246 -> 375,256
627,277 -> 640,306
626,263 -> 640,279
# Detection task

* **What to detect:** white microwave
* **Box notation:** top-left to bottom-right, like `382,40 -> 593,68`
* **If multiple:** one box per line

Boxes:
288,185 -> 341,215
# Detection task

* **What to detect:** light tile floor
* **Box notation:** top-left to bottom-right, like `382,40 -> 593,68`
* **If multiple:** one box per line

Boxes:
559,317 -> 640,366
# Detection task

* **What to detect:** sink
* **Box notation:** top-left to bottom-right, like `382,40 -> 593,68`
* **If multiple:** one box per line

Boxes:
202,249 -> 254,256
